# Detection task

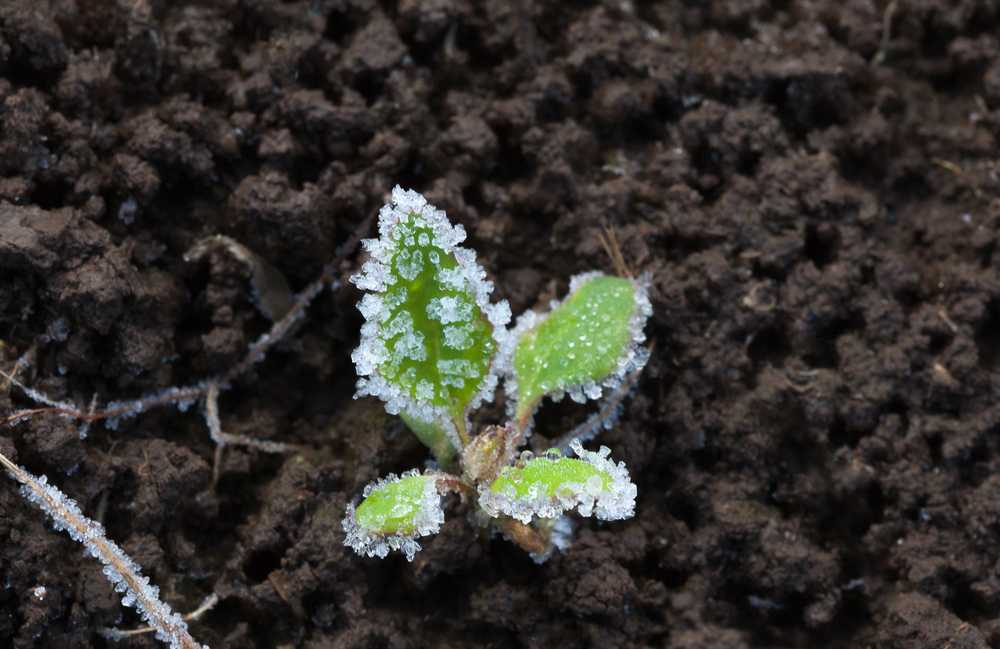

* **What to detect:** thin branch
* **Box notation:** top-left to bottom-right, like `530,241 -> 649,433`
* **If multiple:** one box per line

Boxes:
1,212 -> 375,431
0,345 -> 35,395
0,451 -> 205,649
871,0 -> 899,66
204,382 -> 292,492
100,593 -> 219,640
596,226 -> 632,279
203,383 -> 287,453
554,364 -> 644,454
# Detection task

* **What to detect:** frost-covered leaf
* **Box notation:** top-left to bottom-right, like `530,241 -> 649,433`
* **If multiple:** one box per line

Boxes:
478,439 -> 636,524
342,470 -> 445,561
506,272 -> 651,427
351,187 -> 511,443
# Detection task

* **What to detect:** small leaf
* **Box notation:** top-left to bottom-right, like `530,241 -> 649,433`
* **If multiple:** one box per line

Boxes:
342,470 -> 445,561
507,272 -> 651,427
479,439 -> 636,524
351,187 -> 511,444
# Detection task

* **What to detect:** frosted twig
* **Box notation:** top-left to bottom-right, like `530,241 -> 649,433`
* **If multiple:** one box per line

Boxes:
203,384 -> 287,453
78,393 -> 99,440
0,451 -> 205,649
0,212 -> 375,432
204,383 -> 289,491
554,363 -> 644,453
0,345 -> 35,395
100,593 -> 219,640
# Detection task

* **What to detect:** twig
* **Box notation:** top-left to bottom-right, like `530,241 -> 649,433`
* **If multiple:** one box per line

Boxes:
0,345 -> 35,395
596,226 -> 633,279
774,366 -> 816,393
932,157 -> 963,175
1,212 -> 374,431
871,0 -> 899,66
203,382 -> 290,491
100,593 -> 219,640
555,363 -> 645,453
0,451 -> 205,649
936,305 -> 959,333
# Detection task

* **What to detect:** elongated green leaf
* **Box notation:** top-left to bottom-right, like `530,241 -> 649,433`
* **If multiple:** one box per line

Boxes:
351,187 -> 511,443
507,272 -> 651,426
478,439 -> 636,524
342,470 -> 444,561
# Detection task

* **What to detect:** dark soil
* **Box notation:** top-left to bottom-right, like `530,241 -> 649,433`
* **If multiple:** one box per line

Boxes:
1,0 -> 1000,647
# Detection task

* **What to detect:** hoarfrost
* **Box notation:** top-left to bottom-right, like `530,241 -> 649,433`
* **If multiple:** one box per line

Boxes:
426,295 -> 473,324
437,359 -> 480,378
395,248 -> 424,281
384,310 -> 417,341
442,323 -> 474,350
392,331 -> 427,361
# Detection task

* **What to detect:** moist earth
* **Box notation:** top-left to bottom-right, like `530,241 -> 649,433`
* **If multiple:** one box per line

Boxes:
1,0 -> 1000,648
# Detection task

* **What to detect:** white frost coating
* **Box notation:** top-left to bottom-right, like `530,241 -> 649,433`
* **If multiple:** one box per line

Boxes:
478,439 -> 636,525
549,515 -> 575,552
349,186 -> 512,439
19,386 -> 78,413
568,439 -> 637,521
104,383 -> 205,431
502,271 -> 653,424
442,324 -> 475,350
342,469 -> 445,561
427,295 -> 473,325
3,463 -> 205,649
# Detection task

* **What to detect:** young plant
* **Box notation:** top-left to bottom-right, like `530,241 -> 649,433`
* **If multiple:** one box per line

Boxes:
344,187 -> 651,561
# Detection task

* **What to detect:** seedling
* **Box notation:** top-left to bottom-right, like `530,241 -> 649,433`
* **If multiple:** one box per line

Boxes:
344,187 -> 651,561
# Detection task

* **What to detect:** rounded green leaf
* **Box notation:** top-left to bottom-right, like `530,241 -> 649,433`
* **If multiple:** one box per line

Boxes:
478,440 -> 636,524
352,187 -> 511,443
508,272 -> 651,426
343,470 -> 444,561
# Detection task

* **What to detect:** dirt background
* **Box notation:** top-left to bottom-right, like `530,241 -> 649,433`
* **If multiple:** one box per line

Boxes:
1,0 -> 1000,647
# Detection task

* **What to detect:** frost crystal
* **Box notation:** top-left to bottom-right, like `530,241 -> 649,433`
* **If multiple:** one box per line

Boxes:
342,470 -> 445,561
478,439 -> 636,524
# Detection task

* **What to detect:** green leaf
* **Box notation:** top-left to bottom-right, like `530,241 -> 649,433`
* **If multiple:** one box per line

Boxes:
478,439 -> 636,524
342,470 -> 444,561
351,187 -> 511,444
508,272 -> 651,427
